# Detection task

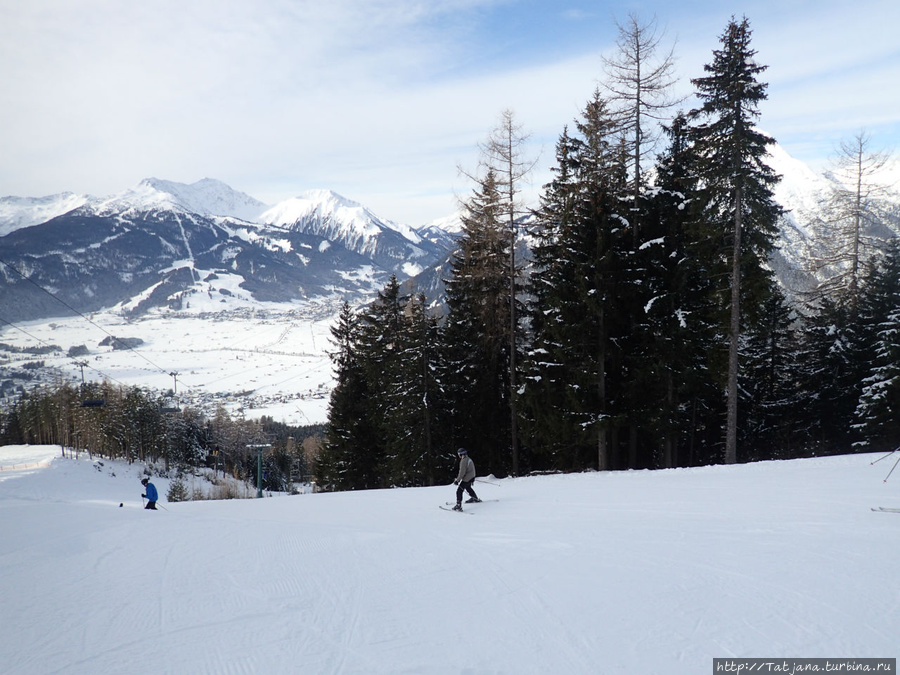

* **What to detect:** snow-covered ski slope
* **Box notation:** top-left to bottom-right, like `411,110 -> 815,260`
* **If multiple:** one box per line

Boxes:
1,446 -> 897,674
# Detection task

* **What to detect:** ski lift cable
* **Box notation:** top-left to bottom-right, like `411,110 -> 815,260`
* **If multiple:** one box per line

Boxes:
0,256 -> 192,389
192,324 -> 331,389
209,320 -> 327,367
253,359 -> 332,391
199,353 -> 330,390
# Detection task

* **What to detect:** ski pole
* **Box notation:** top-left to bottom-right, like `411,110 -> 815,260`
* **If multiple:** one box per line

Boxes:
476,478 -> 500,486
870,447 -> 899,465
883,455 -> 900,483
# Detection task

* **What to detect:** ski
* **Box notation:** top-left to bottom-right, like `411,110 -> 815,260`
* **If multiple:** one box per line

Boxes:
439,505 -> 473,514
871,506 -> 900,513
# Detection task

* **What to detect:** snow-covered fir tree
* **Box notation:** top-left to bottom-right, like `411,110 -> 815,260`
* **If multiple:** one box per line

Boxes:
852,242 -> 900,449
687,15 -> 783,464
319,302 -> 381,491
522,91 -> 629,471
379,292 -> 446,487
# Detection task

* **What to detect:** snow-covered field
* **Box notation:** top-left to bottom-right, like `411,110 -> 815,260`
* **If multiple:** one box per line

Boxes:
0,307 -> 336,425
1,445 -> 897,675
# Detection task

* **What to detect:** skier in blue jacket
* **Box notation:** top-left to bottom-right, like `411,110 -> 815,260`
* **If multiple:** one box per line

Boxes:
141,478 -> 158,510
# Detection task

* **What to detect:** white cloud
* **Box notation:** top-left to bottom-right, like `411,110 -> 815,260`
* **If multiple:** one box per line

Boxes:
1,0 -> 898,224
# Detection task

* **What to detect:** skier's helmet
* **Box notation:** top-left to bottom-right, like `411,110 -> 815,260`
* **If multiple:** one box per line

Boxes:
141,478 -> 149,486
457,448 -> 467,455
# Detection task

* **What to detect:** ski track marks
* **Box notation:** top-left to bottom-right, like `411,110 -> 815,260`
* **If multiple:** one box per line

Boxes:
473,541 -> 599,672
3,452 -> 899,674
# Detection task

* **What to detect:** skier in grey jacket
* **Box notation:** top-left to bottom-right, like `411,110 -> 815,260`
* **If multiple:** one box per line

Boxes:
452,448 -> 480,511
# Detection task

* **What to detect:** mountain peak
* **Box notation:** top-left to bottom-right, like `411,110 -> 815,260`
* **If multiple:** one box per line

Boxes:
263,189 -> 429,249
260,189 -> 389,239
0,192 -> 91,235
297,188 -> 361,208
89,178 -> 270,222
765,143 -> 833,215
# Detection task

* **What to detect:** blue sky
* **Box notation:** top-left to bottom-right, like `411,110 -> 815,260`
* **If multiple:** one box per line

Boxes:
1,0 -> 898,224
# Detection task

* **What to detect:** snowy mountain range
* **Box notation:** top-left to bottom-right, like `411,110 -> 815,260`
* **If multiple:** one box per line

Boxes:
3,144 -> 898,324
89,177 -> 270,223
1,146 -> 898,424
0,192 -> 92,236
0,179 -> 451,324
766,145 -> 900,302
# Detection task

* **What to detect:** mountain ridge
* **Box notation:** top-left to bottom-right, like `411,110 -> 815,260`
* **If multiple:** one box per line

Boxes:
0,180 -> 452,325
2,144 -> 899,324
89,177 -> 272,223
1,146 -> 899,424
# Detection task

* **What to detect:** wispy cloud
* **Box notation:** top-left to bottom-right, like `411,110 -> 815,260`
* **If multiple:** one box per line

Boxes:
0,0 -> 897,224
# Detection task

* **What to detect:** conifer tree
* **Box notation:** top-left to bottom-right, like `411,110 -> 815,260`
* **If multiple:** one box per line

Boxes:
794,297 -> 860,454
853,302 -> 900,450
122,386 -> 165,463
522,127 -> 584,469
687,16 -> 782,464
639,114 -> 723,467
794,242 -> 899,456
852,242 -> 900,449
522,91 -> 629,471
739,293 -> 802,460
442,169 -> 513,475
381,292 -> 445,486
357,274 -> 408,481
319,302 -> 380,491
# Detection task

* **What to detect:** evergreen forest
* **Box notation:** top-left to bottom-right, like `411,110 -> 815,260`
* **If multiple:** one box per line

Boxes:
315,17 -> 900,489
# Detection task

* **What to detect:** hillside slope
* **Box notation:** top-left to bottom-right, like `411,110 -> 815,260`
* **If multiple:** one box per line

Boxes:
1,447 -> 896,674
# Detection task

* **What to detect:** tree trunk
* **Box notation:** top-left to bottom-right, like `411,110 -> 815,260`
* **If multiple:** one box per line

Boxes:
597,305 -> 609,470
725,185 -> 743,465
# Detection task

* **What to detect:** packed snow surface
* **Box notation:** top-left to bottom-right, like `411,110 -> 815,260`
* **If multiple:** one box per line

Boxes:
1,446 -> 897,674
